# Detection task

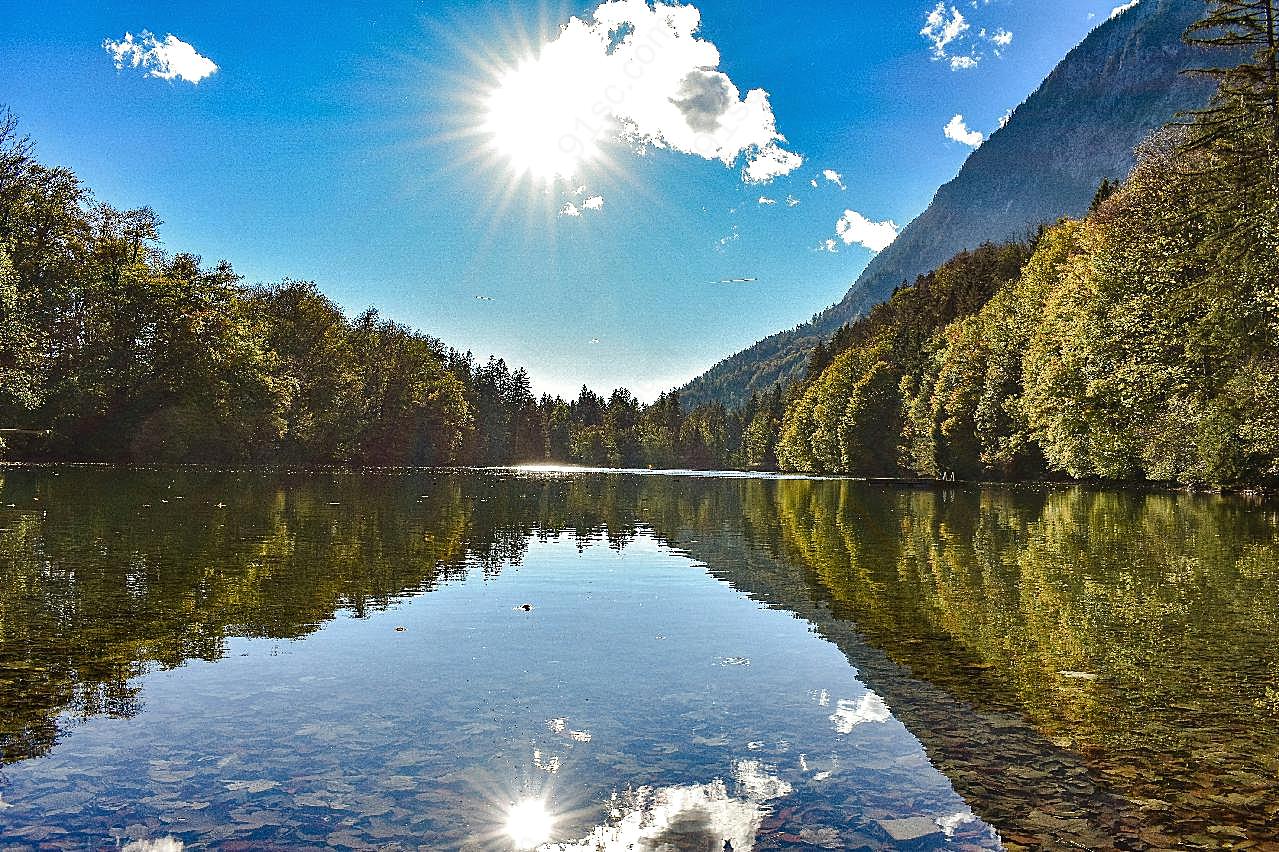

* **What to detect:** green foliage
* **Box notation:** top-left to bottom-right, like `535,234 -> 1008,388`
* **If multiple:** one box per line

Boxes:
778,242 -> 1032,476
769,6 -> 1279,490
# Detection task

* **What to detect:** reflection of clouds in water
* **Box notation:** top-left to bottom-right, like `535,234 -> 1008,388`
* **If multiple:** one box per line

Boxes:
542,761 -> 790,851
533,750 -> 562,774
829,692 -> 891,734
123,840 -> 183,852
732,759 -> 791,801
939,811 -> 978,837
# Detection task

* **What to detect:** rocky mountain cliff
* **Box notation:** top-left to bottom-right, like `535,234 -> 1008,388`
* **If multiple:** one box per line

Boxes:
680,0 -> 1217,408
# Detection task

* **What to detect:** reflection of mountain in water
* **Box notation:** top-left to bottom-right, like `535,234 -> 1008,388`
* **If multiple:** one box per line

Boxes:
2,469 -> 1277,846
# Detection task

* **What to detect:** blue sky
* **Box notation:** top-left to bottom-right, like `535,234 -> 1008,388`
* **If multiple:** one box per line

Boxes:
0,0 -> 1132,400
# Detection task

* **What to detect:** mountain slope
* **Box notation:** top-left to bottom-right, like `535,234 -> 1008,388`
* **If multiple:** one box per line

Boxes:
679,0 -> 1216,408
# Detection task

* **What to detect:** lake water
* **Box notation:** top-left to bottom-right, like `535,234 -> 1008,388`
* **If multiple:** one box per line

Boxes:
0,467 -> 1276,850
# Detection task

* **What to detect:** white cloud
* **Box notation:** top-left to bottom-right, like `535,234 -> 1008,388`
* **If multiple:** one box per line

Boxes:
484,0 -> 802,184
560,202 -> 583,217
921,4 -> 970,59
583,195 -> 605,210
717,225 -> 741,249
103,31 -> 217,84
822,169 -> 846,190
921,4 -> 1013,71
758,196 -> 777,205
742,144 -> 804,183
1110,0 -> 1140,19
785,195 -> 800,207
944,113 -> 984,147
999,108 -> 1013,128
833,209 -> 900,252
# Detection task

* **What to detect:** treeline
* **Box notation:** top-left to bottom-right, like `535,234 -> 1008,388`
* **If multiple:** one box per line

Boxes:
0,112 -> 783,469
3,1 -> 1274,485
777,0 -> 1279,488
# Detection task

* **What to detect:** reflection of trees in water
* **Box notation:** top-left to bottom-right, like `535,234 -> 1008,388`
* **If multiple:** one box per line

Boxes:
2,469 -> 1277,842
721,480 -> 1279,845
0,469 -> 480,763
0,469 -> 671,764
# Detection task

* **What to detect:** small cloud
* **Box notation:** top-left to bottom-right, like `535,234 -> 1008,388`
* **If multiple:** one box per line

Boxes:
561,193 -> 604,218
833,209 -> 900,252
998,108 -> 1013,129
921,4 -> 970,60
921,4 -> 1012,70
1110,0 -> 1140,19
103,31 -> 217,84
822,169 -> 846,190
742,144 -> 804,184
944,114 -> 984,147
785,195 -> 800,207
758,196 -> 777,205
717,225 -> 741,250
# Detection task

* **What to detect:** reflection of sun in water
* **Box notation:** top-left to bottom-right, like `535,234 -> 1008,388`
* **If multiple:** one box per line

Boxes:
482,51 -> 606,184
506,798 -> 556,849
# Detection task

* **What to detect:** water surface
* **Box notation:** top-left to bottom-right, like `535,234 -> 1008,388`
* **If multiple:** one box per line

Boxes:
0,468 -> 1275,849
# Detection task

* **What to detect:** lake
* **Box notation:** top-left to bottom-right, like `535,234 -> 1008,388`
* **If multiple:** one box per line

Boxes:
0,467 -> 1276,850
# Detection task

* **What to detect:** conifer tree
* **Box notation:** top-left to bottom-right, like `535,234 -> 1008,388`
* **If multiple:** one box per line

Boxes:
1181,0 -> 1279,251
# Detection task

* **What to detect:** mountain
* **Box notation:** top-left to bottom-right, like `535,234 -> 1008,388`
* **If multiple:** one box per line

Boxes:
679,0 -> 1217,408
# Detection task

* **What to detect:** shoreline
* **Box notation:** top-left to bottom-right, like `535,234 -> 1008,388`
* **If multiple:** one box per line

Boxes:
2,460 -> 1273,500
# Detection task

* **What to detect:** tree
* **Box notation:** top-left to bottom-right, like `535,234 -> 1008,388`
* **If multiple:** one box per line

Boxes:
1181,0 -> 1279,254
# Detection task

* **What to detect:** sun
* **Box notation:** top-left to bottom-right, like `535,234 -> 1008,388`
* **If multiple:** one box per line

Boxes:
506,798 -> 556,849
481,49 -> 608,184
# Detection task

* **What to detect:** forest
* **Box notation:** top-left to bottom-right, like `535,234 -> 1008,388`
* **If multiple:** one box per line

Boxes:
0,107 -> 764,471
777,1 -> 1278,488
1,1 -> 1275,487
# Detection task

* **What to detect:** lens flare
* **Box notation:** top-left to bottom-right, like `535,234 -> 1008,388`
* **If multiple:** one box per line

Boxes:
506,798 -> 555,849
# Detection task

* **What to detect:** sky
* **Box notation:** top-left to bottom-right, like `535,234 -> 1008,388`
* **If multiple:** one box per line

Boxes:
0,0 -> 1140,400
